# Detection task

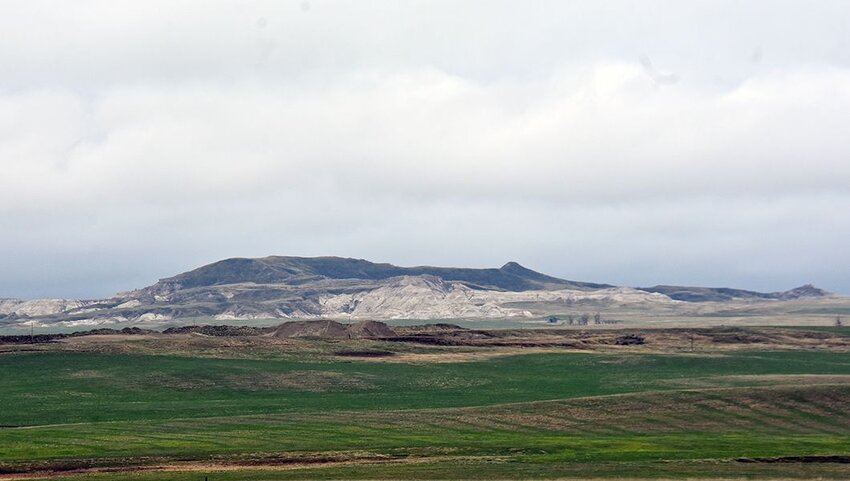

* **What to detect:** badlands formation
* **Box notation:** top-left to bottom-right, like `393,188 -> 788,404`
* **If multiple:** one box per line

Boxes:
0,256 -> 835,328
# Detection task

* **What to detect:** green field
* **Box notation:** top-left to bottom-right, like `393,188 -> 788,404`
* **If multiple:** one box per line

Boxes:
2,341 -> 850,479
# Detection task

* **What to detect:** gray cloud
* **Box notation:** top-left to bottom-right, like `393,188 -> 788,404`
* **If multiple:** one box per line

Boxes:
1,1 -> 849,298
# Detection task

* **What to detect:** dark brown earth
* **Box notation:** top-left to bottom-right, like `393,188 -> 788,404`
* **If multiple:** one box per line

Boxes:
0,327 -> 155,344
3,324 -> 850,356
271,320 -> 397,339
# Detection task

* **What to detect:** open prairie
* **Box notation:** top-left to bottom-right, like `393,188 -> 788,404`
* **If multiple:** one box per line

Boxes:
2,325 -> 850,480
4,0 -> 850,479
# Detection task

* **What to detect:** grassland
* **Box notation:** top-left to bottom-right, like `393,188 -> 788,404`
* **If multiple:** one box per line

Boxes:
1,328 -> 850,480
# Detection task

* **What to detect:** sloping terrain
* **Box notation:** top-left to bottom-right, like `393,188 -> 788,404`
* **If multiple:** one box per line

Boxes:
0,256 -> 836,328
271,320 -> 397,339
1,335 -> 849,480
151,257 -> 610,292
639,283 -> 829,302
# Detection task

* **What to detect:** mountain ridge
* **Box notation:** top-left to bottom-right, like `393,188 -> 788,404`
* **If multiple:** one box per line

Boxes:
639,283 -> 829,302
152,256 -> 612,293
0,256 -> 834,327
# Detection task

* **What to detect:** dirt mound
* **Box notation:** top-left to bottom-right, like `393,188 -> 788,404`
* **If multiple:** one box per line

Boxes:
162,325 -> 268,336
396,323 -> 467,334
272,320 -> 396,339
615,334 -> 646,345
0,327 -> 156,345
0,334 -> 64,345
273,320 -> 350,338
347,320 -> 397,338
711,333 -> 769,344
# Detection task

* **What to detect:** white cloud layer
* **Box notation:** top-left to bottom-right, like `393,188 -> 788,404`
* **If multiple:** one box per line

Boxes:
1,1 -> 849,297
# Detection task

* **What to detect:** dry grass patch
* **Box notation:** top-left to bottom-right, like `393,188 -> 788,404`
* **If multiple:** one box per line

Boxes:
223,371 -> 376,392
134,370 -> 376,392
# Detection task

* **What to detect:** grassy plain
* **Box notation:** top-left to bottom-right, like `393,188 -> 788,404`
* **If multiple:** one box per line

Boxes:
1,328 -> 850,480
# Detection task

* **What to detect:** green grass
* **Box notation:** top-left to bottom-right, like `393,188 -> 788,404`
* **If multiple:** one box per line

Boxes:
793,325 -> 850,336
2,349 -> 850,479
3,383 -> 850,463
4,350 -> 850,427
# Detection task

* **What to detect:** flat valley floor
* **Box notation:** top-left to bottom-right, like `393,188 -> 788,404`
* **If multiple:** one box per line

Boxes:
2,325 -> 850,480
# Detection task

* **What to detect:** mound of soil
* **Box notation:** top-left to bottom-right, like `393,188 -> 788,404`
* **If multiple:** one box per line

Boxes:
384,329 -> 497,346
347,320 -> 397,338
162,325 -> 268,336
396,323 -> 467,335
272,320 -> 397,339
273,320 -> 350,338
712,333 -> 769,344
615,334 -> 646,345
0,327 -> 156,345
84,327 -> 155,336
0,334 -> 63,345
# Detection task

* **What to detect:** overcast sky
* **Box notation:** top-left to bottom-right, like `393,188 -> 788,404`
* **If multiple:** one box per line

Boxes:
1,0 -> 849,298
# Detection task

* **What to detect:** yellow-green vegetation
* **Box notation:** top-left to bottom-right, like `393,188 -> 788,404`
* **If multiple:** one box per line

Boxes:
1,331 -> 850,480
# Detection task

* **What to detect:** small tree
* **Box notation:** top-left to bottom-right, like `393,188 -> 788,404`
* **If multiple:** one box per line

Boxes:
593,312 -> 602,324
580,313 -> 590,326
836,316 -> 843,327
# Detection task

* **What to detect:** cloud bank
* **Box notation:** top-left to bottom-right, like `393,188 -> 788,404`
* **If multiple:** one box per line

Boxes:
1,1 -> 849,297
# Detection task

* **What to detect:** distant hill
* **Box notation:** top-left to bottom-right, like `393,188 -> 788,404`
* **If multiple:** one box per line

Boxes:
157,256 -> 611,292
0,256 -> 834,327
638,283 -> 829,302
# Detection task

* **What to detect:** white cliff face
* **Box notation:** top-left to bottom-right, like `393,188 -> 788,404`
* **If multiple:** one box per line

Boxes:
0,298 -> 91,317
319,276 -> 514,319
214,311 -> 278,321
1,275 -> 684,326
115,299 -> 142,309
1,274 -> 684,327
2,257 -> 832,328
317,276 -> 678,320
136,313 -> 172,322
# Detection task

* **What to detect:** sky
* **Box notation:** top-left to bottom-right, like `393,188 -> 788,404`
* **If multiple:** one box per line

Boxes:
1,0 -> 849,299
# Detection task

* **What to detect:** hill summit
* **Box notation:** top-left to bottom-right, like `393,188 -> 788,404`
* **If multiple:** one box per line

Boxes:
0,256 -> 833,327
154,256 -> 611,293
